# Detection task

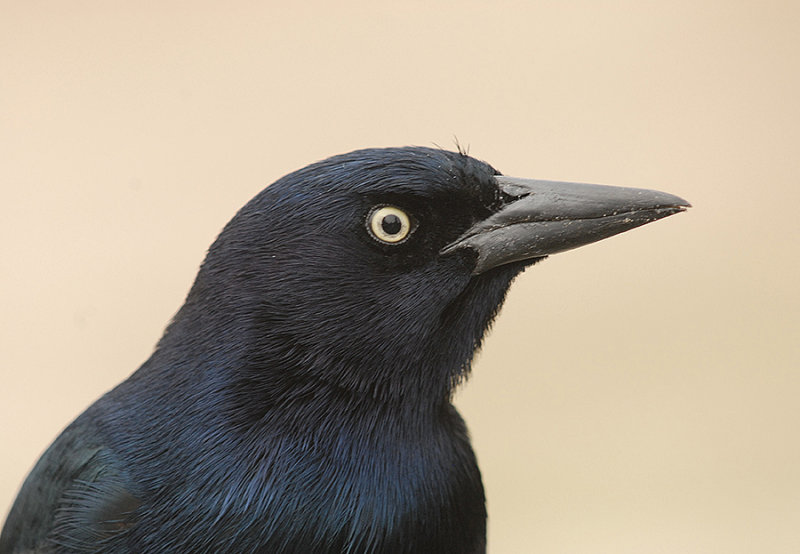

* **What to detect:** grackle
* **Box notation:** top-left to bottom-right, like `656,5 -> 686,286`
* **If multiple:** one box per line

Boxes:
0,147 -> 689,553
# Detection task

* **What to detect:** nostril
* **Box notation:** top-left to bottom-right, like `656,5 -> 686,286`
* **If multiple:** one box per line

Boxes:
495,186 -> 529,208
495,177 -> 532,203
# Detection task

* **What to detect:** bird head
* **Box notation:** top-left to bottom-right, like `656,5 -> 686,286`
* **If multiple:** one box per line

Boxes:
165,147 -> 688,410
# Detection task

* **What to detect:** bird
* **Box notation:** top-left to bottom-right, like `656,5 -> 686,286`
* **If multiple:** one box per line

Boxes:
0,146 -> 689,553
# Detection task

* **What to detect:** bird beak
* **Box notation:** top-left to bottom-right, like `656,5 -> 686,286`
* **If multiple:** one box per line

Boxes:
441,176 -> 691,275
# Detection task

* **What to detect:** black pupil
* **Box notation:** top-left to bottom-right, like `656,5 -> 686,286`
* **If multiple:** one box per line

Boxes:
381,214 -> 402,235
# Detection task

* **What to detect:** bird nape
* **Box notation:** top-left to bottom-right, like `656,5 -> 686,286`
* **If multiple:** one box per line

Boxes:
0,147 -> 689,554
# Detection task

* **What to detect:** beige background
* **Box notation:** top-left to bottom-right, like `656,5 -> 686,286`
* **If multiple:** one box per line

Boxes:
2,2 -> 798,552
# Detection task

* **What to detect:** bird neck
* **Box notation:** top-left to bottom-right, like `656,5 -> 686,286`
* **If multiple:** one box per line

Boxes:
147,260 -> 528,427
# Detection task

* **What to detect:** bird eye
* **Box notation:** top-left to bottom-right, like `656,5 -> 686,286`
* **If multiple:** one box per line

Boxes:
368,206 -> 412,244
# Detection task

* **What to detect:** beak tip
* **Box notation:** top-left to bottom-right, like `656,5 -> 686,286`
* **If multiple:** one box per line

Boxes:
648,189 -> 691,211
671,194 -> 691,210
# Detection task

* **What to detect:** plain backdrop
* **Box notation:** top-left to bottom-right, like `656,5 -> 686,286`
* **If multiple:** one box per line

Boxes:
2,2 -> 798,552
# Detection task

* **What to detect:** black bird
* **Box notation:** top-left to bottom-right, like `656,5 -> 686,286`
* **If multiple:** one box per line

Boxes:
0,147 -> 688,553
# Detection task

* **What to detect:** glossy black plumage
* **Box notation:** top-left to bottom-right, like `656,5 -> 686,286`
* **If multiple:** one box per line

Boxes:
0,147 -> 688,553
